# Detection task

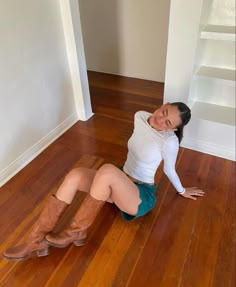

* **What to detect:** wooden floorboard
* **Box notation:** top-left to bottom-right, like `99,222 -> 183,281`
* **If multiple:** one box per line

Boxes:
0,71 -> 235,287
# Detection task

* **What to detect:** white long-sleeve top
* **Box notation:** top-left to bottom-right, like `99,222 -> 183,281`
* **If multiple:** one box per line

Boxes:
123,111 -> 185,194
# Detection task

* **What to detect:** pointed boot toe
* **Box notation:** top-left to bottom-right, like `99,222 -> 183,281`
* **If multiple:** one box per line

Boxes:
3,241 -> 49,261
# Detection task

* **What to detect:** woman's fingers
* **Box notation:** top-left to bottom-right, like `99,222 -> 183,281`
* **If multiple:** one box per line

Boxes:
181,187 -> 205,200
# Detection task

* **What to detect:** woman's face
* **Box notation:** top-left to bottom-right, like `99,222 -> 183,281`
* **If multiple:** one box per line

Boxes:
148,103 -> 182,131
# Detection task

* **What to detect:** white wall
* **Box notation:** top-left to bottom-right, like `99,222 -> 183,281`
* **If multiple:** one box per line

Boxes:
208,0 -> 235,25
60,0 -> 93,121
79,0 -> 171,82
164,0 -> 204,103
0,0 -> 90,186
164,0 -> 235,160
164,0 -> 235,103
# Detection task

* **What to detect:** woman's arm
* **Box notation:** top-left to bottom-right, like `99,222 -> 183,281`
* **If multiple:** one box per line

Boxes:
162,138 -> 204,200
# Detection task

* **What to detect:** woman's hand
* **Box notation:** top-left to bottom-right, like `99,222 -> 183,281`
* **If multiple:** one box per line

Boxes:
180,187 -> 204,200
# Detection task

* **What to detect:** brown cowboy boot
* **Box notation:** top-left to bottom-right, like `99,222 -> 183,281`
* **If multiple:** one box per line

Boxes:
3,195 -> 68,261
46,194 -> 104,248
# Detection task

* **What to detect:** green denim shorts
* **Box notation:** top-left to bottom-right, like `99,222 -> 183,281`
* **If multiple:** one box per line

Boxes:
120,182 -> 157,221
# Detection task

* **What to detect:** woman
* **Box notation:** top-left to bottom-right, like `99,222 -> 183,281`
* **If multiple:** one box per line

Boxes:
3,102 -> 204,261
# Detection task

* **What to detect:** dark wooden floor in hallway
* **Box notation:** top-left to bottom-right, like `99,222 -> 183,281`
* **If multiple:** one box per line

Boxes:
0,71 -> 235,287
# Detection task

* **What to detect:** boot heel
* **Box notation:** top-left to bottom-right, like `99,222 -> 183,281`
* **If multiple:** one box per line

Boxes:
37,248 -> 49,257
74,239 -> 86,246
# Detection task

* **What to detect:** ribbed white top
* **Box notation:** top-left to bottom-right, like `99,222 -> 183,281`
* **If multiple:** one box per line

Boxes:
123,111 -> 185,193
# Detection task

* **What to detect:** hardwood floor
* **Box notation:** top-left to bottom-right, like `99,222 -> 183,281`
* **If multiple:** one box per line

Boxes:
0,71 -> 235,287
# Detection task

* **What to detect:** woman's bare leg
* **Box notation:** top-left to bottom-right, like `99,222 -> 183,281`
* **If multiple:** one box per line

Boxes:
45,163 -> 142,247
54,164 -> 142,216
55,168 -> 97,204
90,163 -> 141,215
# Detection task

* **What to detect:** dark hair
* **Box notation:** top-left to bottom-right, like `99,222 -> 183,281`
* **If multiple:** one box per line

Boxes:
170,102 -> 191,143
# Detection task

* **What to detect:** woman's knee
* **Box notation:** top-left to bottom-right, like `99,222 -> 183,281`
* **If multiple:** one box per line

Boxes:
64,167 -> 86,185
94,163 -> 119,184
95,163 -> 118,183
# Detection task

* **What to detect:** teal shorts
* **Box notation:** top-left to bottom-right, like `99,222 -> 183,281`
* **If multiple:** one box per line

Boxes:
120,182 -> 157,221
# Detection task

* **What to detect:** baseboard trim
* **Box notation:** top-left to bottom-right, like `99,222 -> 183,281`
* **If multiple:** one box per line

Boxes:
0,113 -> 79,187
87,69 -> 165,84
181,137 -> 235,161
